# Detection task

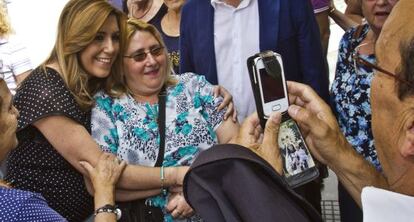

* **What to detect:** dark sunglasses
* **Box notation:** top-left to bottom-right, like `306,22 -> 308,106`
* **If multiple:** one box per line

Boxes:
124,46 -> 164,62
354,54 -> 414,88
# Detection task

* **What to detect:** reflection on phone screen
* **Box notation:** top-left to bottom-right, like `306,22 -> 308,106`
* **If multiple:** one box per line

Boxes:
278,119 -> 315,177
259,68 -> 285,103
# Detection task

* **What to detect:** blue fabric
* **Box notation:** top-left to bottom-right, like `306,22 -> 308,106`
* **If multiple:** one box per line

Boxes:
330,24 -> 381,171
152,18 -> 180,74
0,187 -> 66,222
179,0 -> 329,102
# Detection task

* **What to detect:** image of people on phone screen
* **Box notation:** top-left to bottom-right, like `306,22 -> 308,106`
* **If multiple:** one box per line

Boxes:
278,119 -> 315,177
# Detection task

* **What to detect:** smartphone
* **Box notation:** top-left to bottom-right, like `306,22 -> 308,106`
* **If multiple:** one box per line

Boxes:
253,52 -> 288,118
247,51 -> 319,187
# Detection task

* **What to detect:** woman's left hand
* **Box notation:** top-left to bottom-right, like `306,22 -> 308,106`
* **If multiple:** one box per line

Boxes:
213,85 -> 237,122
166,192 -> 194,219
80,153 -> 127,193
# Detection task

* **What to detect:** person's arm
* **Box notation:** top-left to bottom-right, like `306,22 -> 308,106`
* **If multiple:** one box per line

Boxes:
80,153 -> 126,222
293,0 -> 330,103
328,1 -> 359,31
33,116 -> 188,190
344,0 -> 364,25
84,177 -> 161,201
192,74 -> 240,143
213,85 -> 240,142
286,81 -> 388,206
15,70 -> 31,85
216,118 -> 239,144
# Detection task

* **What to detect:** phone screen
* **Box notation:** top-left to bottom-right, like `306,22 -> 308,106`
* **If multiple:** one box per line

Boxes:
278,119 -> 315,177
259,68 -> 285,103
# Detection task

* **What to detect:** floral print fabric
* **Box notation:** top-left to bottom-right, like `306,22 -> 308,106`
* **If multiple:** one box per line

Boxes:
92,73 -> 225,221
330,24 -> 381,171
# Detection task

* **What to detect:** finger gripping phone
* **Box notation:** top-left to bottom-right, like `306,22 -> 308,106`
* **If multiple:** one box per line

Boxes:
247,51 -> 319,188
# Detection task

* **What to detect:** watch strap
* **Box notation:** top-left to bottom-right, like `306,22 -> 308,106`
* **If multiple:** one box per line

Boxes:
95,204 -> 122,220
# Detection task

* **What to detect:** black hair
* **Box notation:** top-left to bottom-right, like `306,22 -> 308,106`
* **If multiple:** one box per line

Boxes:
396,37 -> 414,100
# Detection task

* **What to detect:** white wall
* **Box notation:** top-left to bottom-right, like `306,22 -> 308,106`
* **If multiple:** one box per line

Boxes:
7,0 -> 69,67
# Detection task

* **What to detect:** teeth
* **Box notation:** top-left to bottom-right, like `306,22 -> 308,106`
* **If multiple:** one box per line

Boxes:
96,58 -> 111,63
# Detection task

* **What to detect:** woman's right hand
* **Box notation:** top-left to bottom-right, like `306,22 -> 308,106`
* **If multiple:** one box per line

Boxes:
213,85 -> 238,122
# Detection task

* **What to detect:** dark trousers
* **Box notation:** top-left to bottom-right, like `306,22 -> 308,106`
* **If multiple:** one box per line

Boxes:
294,180 -> 322,214
338,182 -> 363,222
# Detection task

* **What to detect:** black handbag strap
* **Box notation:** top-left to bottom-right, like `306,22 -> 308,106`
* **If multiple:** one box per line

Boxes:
154,86 -> 167,167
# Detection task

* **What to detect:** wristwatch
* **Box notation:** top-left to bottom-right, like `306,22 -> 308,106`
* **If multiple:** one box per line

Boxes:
94,204 -> 122,220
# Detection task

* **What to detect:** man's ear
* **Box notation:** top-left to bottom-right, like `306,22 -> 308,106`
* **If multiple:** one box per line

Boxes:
400,122 -> 414,158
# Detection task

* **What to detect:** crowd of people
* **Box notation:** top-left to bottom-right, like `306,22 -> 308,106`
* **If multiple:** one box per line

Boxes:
0,0 -> 412,221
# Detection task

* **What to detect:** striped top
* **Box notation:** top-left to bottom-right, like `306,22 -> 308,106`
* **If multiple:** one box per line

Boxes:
0,36 -> 32,94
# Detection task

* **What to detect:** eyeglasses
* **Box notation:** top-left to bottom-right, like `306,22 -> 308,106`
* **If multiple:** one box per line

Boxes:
352,42 -> 375,76
353,50 -> 414,88
124,45 -> 164,62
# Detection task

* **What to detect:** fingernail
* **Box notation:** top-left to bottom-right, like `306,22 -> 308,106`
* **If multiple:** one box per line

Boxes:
288,106 -> 299,117
271,112 -> 281,123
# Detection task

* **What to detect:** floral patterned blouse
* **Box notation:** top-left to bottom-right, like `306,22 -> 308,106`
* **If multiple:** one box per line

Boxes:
92,73 -> 225,222
330,23 -> 381,171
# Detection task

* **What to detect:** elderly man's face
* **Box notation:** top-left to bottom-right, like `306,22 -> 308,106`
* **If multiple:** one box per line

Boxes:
371,0 -> 414,195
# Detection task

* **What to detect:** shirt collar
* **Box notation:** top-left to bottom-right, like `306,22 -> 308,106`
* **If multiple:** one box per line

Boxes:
210,0 -> 252,10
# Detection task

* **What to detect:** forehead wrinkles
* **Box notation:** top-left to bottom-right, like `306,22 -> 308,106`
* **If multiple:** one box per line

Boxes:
376,0 -> 414,73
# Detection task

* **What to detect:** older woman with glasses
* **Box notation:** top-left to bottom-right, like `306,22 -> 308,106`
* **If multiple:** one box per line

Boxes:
91,19 -> 239,221
329,0 -> 399,221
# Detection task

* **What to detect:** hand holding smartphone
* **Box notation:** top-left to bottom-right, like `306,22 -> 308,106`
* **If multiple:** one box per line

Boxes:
247,51 -> 319,188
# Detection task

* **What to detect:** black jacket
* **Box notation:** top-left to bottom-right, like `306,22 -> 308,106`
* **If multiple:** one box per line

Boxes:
183,144 -> 322,222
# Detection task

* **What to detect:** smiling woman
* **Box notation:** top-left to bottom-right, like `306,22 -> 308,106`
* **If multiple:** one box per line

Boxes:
79,15 -> 121,79
91,19 -> 239,222
4,0 -> 127,221
0,77 -> 127,222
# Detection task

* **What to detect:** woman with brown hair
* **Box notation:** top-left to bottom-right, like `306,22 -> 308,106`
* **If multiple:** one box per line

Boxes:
4,0 -> 127,220
5,1 -> 234,221
91,19 -> 239,221
0,77 -> 126,221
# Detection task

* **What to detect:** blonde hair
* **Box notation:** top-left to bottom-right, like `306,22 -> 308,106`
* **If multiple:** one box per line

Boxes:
109,18 -> 176,95
0,1 -> 12,37
43,0 -> 127,110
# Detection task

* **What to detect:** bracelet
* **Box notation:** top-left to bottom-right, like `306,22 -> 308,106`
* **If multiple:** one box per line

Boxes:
160,166 -> 167,195
329,7 -> 336,14
95,204 -> 122,220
